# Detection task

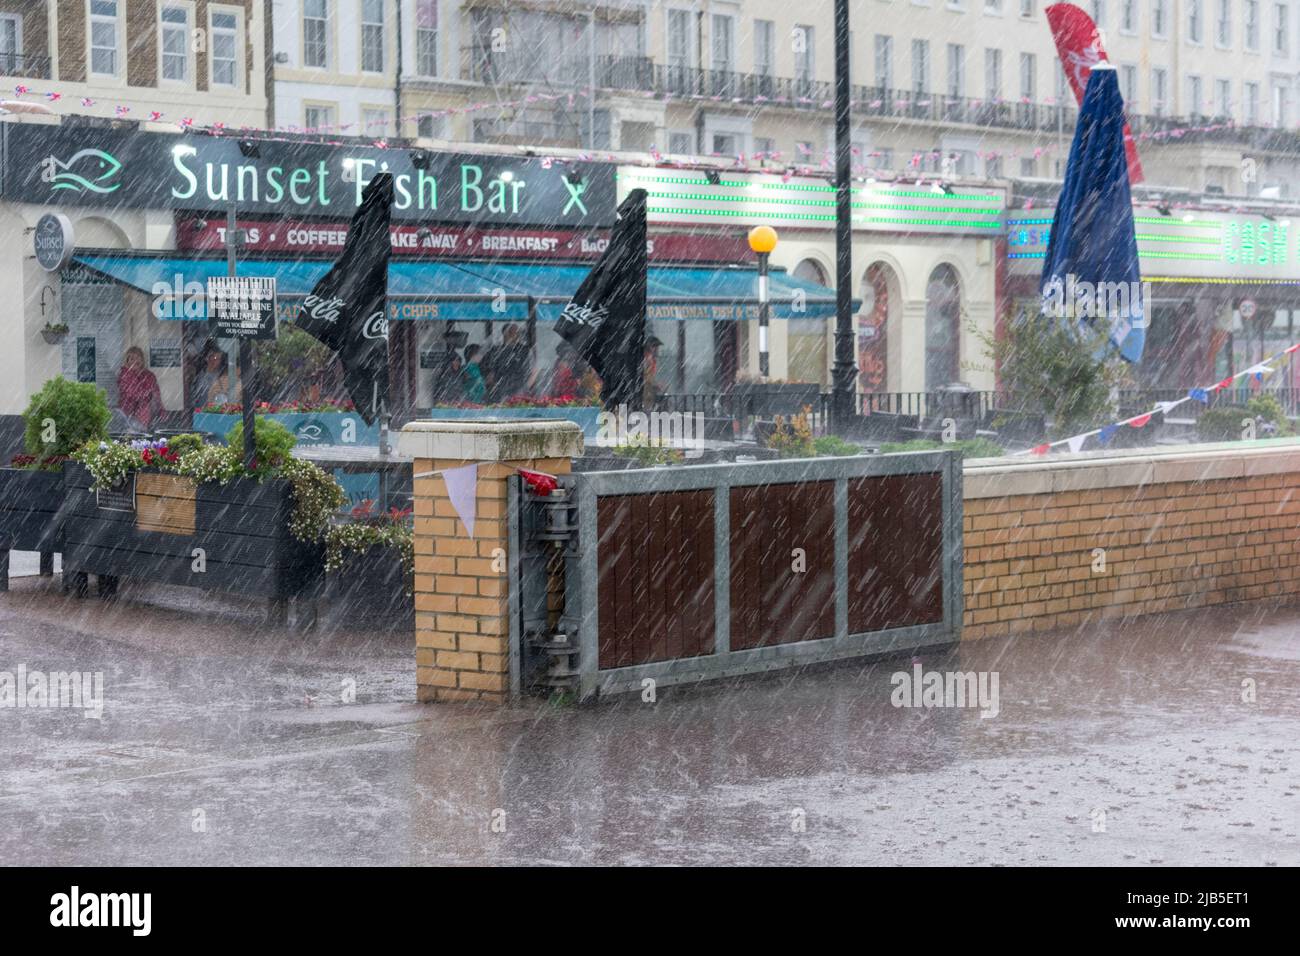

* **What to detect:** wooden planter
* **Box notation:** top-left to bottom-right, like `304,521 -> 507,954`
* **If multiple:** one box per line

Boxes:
0,466 -> 68,588
320,544 -> 413,626
62,464 -> 322,609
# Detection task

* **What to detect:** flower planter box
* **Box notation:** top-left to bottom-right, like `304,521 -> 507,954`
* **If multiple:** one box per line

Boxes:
0,466 -> 68,588
424,405 -> 602,438
732,383 -> 823,418
193,411 -> 380,447
318,544 -> 412,627
62,464 -> 322,610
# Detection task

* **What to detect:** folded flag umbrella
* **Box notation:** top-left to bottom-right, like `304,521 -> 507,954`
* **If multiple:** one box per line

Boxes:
1040,64 -> 1145,364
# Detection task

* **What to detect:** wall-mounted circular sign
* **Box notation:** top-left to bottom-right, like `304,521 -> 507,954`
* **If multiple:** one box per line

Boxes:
33,213 -> 75,272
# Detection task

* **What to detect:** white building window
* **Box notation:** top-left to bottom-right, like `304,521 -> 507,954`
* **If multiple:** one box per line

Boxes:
1216,0 -> 1232,45
712,14 -> 735,73
1272,81 -> 1288,124
416,0 -> 438,76
160,5 -> 190,83
985,0 -> 1003,12
1275,2 -> 1290,55
794,25 -> 814,83
1188,0 -> 1203,42
946,43 -> 965,98
1120,0 -> 1136,32
755,20 -> 775,76
210,9 -> 239,88
1246,0 -> 1261,49
874,34 -> 892,89
912,39 -> 930,93
362,107 -> 390,138
1091,1 -> 1106,28
1153,0 -> 1168,37
1120,63 -> 1137,105
304,104 -> 336,132
89,0 -> 120,77
985,48 -> 1002,100
361,0 -> 384,74
1019,0 -> 1034,15
668,130 -> 693,154
0,15 -> 20,73
1019,51 -> 1035,101
303,0 -> 329,69
1245,80 -> 1260,121
1151,67 -> 1168,114
1188,74 -> 1204,114
1216,77 -> 1233,115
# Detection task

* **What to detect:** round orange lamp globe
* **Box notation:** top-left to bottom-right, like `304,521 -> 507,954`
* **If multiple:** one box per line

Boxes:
747,225 -> 779,255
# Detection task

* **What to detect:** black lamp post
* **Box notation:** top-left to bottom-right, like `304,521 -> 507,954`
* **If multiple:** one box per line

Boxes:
830,0 -> 859,429
748,225 -> 778,378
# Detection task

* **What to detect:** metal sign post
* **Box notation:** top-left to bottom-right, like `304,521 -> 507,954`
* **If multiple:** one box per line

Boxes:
211,206 -> 278,470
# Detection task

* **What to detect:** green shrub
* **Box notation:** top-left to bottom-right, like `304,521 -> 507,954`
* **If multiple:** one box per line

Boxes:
1197,395 -> 1294,442
22,376 -> 110,459
164,432 -> 207,459
813,435 -> 861,457
879,437 -> 1004,459
225,417 -> 297,478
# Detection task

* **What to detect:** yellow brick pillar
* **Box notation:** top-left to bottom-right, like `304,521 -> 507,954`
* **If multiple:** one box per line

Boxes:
398,419 -> 584,704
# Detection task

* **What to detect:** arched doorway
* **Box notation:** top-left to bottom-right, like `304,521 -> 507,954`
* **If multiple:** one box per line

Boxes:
790,258 -> 830,385
859,263 -> 897,393
925,264 -> 962,389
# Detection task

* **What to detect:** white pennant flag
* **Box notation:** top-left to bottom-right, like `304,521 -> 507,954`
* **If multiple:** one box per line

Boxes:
441,463 -> 479,538
1067,434 -> 1087,454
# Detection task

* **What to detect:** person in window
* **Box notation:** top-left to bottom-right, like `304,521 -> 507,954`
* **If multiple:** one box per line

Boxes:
461,344 -> 487,403
548,342 -> 584,399
485,323 -> 535,402
192,342 -> 236,408
117,346 -> 163,430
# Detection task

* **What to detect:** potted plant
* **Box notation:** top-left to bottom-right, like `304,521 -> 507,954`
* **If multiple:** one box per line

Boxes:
64,419 -> 345,616
40,322 -> 69,345
0,377 -> 110,588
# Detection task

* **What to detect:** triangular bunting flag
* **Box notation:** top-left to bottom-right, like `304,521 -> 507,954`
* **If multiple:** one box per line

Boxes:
1097,424 -> 1118,445
1188,387 -> 1210,403
1129,414 -> 1152,428
441,463 -> 479,538
1067,434 -> 1087,454
518,469 -> 558,496
1031,443 -> 1051,456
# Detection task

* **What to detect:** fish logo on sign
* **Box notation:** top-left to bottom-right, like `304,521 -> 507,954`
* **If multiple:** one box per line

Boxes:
40,149 -> 123,195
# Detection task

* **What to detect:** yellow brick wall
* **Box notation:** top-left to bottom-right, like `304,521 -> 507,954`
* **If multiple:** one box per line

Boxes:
413,456 -> 571,703
962,472 -> 1300,640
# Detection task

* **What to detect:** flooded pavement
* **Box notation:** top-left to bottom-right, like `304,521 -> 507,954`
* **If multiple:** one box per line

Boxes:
1,571 -> 1297,866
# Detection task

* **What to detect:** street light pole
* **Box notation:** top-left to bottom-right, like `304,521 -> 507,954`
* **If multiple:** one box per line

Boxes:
748,226 -> 779,380
830,0 -> 858,430
225,204 -> 256,471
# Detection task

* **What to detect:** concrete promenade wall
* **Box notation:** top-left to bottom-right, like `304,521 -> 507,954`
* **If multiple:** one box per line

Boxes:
961,439 -> 1300,640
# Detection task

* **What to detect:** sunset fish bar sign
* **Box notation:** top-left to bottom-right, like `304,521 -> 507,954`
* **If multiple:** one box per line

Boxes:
0,123 -> 617,227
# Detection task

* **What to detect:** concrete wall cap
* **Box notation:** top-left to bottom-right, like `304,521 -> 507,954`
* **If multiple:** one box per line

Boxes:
962,438 -> 1300,497
398,418 -> 585,462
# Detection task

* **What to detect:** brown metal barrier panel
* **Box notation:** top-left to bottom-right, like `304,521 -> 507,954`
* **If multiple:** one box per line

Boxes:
846,473 -> 945,632
596,490 -> 717,669
730,480 -> 838,649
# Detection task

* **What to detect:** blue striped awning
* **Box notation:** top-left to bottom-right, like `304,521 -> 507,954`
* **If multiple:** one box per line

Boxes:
72,254 -> 847,321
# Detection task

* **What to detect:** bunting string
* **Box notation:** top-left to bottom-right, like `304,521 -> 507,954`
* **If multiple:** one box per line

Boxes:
1016,342 -> 1300,458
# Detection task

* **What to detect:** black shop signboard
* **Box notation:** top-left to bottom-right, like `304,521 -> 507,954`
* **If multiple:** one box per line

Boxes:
0,124 -> 616,228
